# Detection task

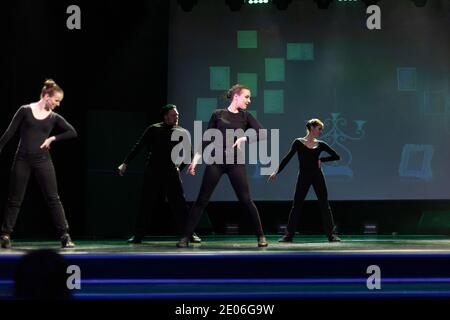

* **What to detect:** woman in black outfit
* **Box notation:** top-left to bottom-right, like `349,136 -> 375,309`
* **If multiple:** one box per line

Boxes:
268,119 -> 341,242
177,84 -> 268,248
0,80 -> 77,249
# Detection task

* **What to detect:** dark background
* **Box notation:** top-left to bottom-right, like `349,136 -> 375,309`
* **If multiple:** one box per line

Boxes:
1,0 -> 449,240
1,0 -> 169,239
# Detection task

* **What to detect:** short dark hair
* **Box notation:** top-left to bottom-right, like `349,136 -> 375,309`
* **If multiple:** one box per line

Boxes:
306,118 -> 324,133
161,104 -> 177,116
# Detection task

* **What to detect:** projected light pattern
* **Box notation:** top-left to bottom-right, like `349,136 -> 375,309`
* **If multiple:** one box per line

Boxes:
237,73 -> 258,97
237,30 -> 258,48
287,43 -> 314,61
321,113 -> 366,178
170,0 -> 450,200
399,144 -> 434,180
397,67 -> 417,91
210,66 -> 230,91
265,58 -> 285,82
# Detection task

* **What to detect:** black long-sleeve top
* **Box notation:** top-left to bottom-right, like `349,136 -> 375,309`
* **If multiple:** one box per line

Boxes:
276,138 -> 340,174
202,109 -> 266,151
0,105 -> 77,153
123,122 -> 191,171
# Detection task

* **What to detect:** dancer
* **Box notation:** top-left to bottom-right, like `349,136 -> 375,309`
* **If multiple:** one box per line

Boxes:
177,84 -> 268,248
0,79 -> 77,249
268,118 -> 341,242
118,104 -> 201,244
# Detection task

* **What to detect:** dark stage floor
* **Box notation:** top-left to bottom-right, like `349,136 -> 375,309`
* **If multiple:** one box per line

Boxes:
1,235 -> 450,299
2,235 -> 450,254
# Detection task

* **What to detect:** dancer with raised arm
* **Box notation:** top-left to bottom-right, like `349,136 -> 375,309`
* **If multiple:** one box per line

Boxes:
268,118 -> 341,242
118,104 -> 201,244
177,84 -> 268,248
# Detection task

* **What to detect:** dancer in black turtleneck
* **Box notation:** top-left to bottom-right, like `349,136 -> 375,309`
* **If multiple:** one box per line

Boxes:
0,80 -> 77,249
269,118 -> 341,242
118,104 -> 201,244
176,84 -> 268,248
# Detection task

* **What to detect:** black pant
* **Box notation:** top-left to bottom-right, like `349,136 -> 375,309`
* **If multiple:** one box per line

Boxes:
134,166 -> 188,237
1,151 -> 69,237
285,170 -> 337,237
182,164 -> 264,238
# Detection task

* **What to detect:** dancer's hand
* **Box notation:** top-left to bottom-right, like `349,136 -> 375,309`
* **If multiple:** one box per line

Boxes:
118,163 -> 127,176
40,137 -> 55,150
187,163 -> 196,176
268,172 -> 277,182
232,137 -> 247,150
188,152 -> 201,176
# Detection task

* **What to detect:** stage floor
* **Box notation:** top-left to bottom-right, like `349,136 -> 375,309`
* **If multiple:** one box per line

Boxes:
2,235 -> 450,300
1,235 -> 450,255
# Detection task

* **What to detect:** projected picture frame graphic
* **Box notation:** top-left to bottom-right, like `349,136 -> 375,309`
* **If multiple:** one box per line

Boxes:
399,144 -> 434,180
397,67 -> 417,91
422,91 -> 448,116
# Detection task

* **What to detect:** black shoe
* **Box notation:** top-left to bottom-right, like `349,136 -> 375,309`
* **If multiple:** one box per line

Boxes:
328,235 -> 341,242
61,234 -> 75,248
257,236 -> 268,247
176,237 -> 190,248
127,235 -> 143,244
190,233 -> 202,243
278,235 -> 293,243
1,235 -> 11,249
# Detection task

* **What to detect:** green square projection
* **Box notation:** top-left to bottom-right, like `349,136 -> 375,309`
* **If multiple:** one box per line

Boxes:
210,67 -> 230,90
287,43 -> 314,61
238,30 -> 257,49
237,73 -> 258,97
265,58 -> 285,81
264,90 -> 284,114
196,98 -> 217,121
